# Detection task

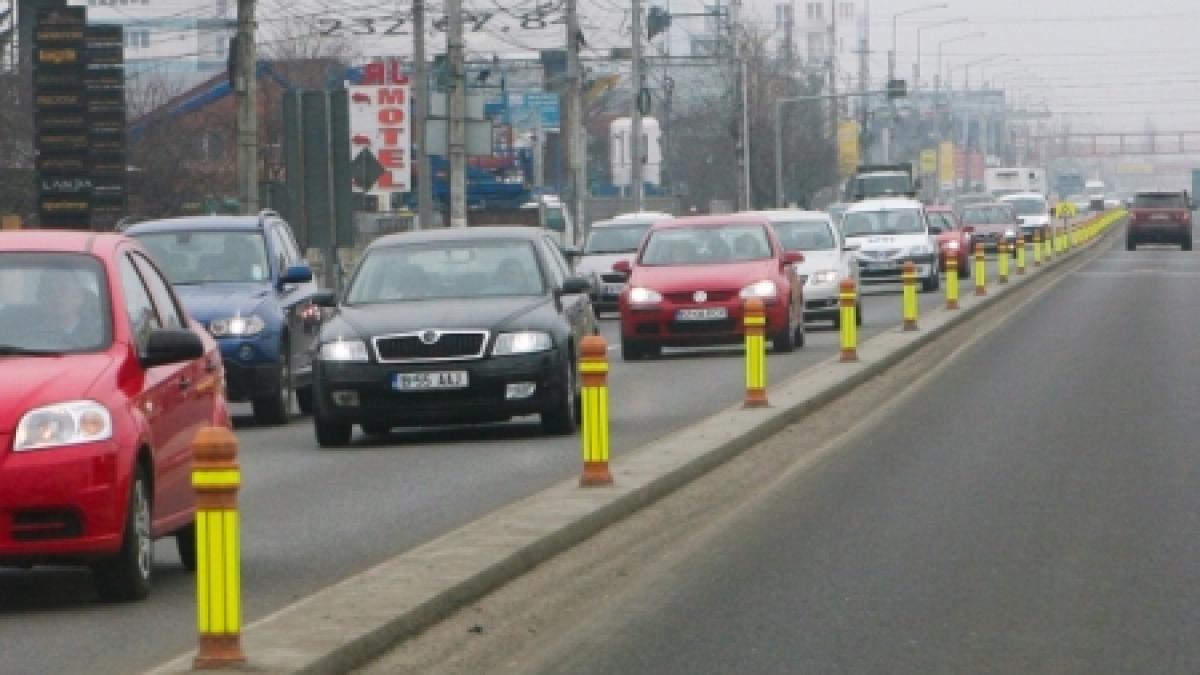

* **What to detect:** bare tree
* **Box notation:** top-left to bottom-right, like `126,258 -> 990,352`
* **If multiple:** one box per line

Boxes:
0,67 -> 34,218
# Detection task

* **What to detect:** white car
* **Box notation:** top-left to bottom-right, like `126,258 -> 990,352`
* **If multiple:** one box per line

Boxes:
841,199 -> 940,292
575,212 -> 673,315
749,210 -> 861,327
1000,192 -> 1051,242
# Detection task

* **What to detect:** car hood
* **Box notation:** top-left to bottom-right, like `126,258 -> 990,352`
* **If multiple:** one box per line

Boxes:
328,296 -> 551,338
790,249 -> 842,274
968,223 -> 1018,235
844,233 -> 931,251
631,260 -> 779,292
173,283 -> 273,322
0,354 -> 114,433
575,252 -> 635,277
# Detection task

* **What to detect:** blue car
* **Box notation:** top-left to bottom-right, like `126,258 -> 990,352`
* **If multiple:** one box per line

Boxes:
125,211 -> 328,424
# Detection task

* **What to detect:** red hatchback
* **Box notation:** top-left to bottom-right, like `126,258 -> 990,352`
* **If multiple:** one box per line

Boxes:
0,231 -> 229,601
617,215 -> 805,360
927,206 -> 972,278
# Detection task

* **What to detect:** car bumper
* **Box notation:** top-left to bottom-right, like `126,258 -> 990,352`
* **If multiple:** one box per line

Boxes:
857,254 -> 936,283
621,299 -> 791,346
223,359 -> 281,401
1128,224 -> 1190,242
314,351 -> 569,426
802,284 -> 841,318
0,437 -> 126,563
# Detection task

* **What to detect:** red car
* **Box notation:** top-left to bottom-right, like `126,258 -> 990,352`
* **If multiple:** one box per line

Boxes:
0,231 -> 229,601
927,206 -> 972,278
616,215 -> 805,360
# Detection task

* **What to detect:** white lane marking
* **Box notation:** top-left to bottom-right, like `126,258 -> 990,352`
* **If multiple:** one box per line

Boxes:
1075,270 -> 1200,278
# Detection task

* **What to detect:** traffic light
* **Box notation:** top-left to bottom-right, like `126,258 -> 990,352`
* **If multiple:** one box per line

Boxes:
887,79 -> 907,100
647,6 -> 671,40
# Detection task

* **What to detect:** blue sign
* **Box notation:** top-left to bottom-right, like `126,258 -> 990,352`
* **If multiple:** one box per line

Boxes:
505,92 -> 560,131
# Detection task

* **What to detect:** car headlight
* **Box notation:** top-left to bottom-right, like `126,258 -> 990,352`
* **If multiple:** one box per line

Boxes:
628,287 -> 662,305
14,400 -> 112,452
209,315 -> 265,337
739,280 -> 778,299
493,331 -> 553,356
807,270 -> 840,285
943,241 -> 960,251
319,339 -> 369,362
1004,229 -> 1016,238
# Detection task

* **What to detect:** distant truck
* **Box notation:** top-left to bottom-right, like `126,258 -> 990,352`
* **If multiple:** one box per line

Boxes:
1054,171 -> 1086,201
984,167 -> 1047,198
1085,179 -> 1107,212
844,164 -> 918,202
466,195 -> 575,245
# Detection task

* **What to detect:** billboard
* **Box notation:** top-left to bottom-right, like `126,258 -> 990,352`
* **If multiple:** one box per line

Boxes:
837,120 -> 860,178
348,79 -> 412,195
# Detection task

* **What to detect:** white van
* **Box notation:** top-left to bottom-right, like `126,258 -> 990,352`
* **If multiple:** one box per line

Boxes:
841,199 -> 940,292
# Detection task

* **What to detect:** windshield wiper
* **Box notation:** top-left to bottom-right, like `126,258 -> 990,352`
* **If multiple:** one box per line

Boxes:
0,344 -> 64,356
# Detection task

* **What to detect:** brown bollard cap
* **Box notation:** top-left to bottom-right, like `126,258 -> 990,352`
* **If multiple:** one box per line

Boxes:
193,425 -> 238,466
580,333 -> 608,361
744,297 -> 765,316
839,279 -> 856,293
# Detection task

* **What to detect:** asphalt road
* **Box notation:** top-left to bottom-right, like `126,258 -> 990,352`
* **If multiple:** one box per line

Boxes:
0,260 -> 1008,675
522,237 -> 1200,674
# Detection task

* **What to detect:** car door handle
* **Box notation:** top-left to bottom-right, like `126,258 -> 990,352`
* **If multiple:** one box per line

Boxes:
179,377 -> 192,391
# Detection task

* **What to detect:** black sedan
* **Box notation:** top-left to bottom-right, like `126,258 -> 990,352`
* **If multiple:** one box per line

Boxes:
310,227 -> 597,447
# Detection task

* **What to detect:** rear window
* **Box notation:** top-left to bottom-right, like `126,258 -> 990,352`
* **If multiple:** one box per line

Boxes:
1134,193 -> 1187,209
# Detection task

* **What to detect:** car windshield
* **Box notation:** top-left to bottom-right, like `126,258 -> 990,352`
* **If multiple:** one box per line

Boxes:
854,174 -> 911,195
773,220 -> 836,251
584,224 -> 651,254
640,224 -> 773,265
1005,198 -> 1048,216
0,252 -> 111,354
542,206 -> 566,232
136,230 -> 271,285
1135,193 -> 1187,209
928,212 -> 956,231
961,207 -> 1012,226
347,239 -> 545,303
842,209 -> 925,236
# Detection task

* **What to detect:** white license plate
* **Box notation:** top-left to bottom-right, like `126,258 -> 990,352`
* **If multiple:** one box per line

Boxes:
676,307 -> 728,321
603,283 -> 624,295
392,371 -> 469,391
866,261 -> 897,271
1151,214 -> 1170,221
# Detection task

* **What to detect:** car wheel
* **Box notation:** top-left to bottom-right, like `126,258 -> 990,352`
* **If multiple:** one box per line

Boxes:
1183,238 -> 1193,251
792,315 -> 806,349
296,386 -> 314,416
92,466 -> 153,602
958,260 -> 971,279
176,522 -> 197,572
315,414 -> 353,448
771,308 -> 795,353
252,347 -> 293,425
1126,238 -> 1136,251
541,356 -> 578,435
920,269 -> 940,293
856,301 -> 864,327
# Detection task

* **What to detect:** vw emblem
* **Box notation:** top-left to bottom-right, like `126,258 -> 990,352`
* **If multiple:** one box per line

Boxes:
693,290 -> 707,303
419,330 -> 440,345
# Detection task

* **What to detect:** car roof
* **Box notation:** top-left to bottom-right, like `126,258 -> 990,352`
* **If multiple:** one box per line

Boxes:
926,205 -> 953,212
999,192 -> 1047,200
742,209 -> 833,223
1134,189 -> 1185,195
370,226 -> 547,249
0,230 -> 128,256
961,202 -> 1010,210
124,215 -> 265,234
845,198 -> 924,212
649,214 -> 771,229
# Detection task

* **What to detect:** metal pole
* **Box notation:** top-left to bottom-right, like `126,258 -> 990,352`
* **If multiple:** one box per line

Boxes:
447,0 -> 467,227
630,0 -> 644,211
565,0 -> 584,244
774,100 -> 784,207
741,57 -> 750,209
413,0 -> 434,228
235,0 -> 258,214
731,0 -> 745,210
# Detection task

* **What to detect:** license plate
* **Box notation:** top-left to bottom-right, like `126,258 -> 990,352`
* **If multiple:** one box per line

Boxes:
603,283 -> 624,295
1151,214 -> 1170,221
865,261 -> 897,271
392,371 -> 469,391
676,307 -> 728,321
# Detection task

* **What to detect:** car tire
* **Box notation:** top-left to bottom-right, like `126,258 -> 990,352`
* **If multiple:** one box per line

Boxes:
920,270 -> 940,293
1183,238 -> 1193,251
958,260 -> 970,279
793,316 -> 805,349
176,522 -> 197,572
315,414 -> 353,448
771,309 -> 796,353
92,466 -> 153,602
1126,238 -> 1136,251
296,386 -> 314,416
541,357 -> 578,435
252,348 -> 293,425
856,301 -> 864,327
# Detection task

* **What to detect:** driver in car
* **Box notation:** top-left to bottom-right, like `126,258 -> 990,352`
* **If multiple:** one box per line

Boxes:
40,271 -> 102,349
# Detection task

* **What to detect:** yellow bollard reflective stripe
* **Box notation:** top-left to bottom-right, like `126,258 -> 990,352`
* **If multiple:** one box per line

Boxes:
743,316 -> 766,326
224,510 -> 240,632
197,510 -> 209,632
192,469 -> 241,488
579,361 -> 608,374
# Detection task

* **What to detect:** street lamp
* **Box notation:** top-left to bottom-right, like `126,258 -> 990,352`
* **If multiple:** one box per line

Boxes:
891,3 -> 948,84
961,54 -> 1002,89
914,17 -> 967,89
936,32 -> 985,90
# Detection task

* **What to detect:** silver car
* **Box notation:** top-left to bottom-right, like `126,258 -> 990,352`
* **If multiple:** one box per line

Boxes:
575,212 -> 672,315
749,210 -> 862,327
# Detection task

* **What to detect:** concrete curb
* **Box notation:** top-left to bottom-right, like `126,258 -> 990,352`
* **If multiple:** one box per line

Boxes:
148,216 -> 1122,675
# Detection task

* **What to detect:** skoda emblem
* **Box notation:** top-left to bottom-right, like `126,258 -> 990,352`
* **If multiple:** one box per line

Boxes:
693,290 -> 707,303
419,330 -> 439,345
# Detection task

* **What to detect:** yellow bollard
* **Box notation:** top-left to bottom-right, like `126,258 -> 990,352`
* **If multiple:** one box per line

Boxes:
974,242 -> 987,296
1045,226 -> 1055,259
902,260 -> 919,331
838,279 -> 858,362
997,239 -> 1009,284
743,298 -> 769,408
945,254 -> 959,310
1016,234 -> 1026,275
1033,229 -> 1043,267
579,335 -> 613,487
192,426 -> 246,670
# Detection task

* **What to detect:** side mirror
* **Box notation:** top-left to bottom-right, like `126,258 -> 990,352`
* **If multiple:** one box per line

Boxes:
142,328 -> 204,369
310,289 -> 337,308
612,260 -> 632,274
782,250 -> 804,265
561,277 -> 591,295
280,264 -> 313,286
928,225 -> 944,235
560,245 -> 582,259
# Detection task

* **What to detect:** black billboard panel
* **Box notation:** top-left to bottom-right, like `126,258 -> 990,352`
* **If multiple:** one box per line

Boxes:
86,46 -> 123,66
40,175 -> 93,196
36,111 -> 87,130
82,67 -> 123,90
34,26 -> 85,43
35,90 -> 84,109
90,151 -> 125,176
35,46 -> 82,66
86,90 -> 124,114
36,6 -> 85,25
38,131 -> 89,151
38,153 -> 88,175
84,25 -> 122,47
34,65 -> 83,89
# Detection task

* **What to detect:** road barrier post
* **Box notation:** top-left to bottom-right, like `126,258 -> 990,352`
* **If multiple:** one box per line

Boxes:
838,280 -> 858,362
902,260 -> 919,331
1046,226 -> 1055,259
974,243 -> 987,296
945,254 -> 959,310
743,298 -> 769,408
1016,234 -> 1026,275
997,240 -> 1009,284
579,335 -> 613,486
1033,230 -> 1042,267
192,426 -> 246,670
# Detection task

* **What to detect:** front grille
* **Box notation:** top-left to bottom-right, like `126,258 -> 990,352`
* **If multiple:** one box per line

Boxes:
669,319 -> 738,334
636,323 -> 660,335
861,249 -> 902,260
665,289 -> 737,304
373,331 -> 488,363
11,509 -> 82,542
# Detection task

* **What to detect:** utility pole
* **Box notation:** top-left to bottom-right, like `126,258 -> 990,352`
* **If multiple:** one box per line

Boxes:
565,0 -> 584,243
858,0 -> 869,159
827,0 -> 837,136
235,0 -> 258,213
630,0 -> 645,211
413,0 -> 434,228
730,0 -> 746,210
447,0 -> 467,227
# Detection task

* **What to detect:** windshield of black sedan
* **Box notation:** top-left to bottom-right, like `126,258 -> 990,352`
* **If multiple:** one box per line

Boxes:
640,224 -> 772,265
0,253 -> 111,353
347,240 -> 546,302
584,224 -> 651,254
842,209 -> 925,236
136,230 -> 271,285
